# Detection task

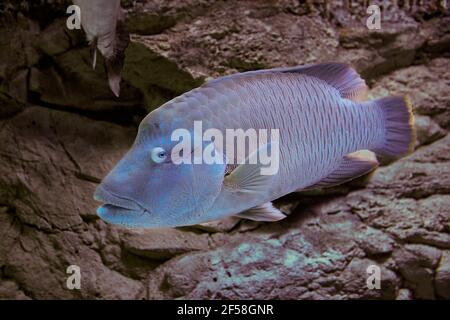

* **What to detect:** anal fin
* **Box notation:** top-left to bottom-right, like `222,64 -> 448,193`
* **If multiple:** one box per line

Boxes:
306,150 -> 379,190
235,202 -> 286,222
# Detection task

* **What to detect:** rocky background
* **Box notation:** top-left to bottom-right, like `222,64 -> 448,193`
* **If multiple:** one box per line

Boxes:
0,0 -> 449,299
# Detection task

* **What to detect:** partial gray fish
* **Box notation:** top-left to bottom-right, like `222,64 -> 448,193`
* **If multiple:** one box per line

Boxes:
73,0 -> 130,97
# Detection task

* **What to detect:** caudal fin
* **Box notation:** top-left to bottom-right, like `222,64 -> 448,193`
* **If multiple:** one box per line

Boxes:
372,96 -> 415,159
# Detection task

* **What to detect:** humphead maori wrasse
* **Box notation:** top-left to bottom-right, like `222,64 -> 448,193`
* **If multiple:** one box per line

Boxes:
94,63 -> 415,228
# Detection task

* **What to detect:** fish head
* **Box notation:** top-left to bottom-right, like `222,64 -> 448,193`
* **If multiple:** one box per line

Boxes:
94,112 -> 226,228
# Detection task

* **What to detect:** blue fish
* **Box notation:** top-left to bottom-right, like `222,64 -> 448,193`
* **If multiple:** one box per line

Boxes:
94,63 -> 415,228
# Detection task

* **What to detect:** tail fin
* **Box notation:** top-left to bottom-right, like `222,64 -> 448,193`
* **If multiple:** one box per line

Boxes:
372,96 -> 416,159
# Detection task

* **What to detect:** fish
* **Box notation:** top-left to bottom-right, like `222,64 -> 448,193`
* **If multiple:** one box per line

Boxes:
94,63 -> 415,228
73,0 -> 130,97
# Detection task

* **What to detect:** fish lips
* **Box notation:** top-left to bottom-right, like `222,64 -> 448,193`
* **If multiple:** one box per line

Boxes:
94,185 -> 149,226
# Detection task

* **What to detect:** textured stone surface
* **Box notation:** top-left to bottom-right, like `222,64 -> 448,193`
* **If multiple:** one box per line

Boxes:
120,228 -> 210,260
435,251 -> 450,299
414,115 -> 446,147
371,58 -> 450,129
0,0 -> 449,300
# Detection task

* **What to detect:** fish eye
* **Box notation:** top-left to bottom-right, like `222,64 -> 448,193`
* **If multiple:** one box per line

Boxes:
151,147 -> 167,163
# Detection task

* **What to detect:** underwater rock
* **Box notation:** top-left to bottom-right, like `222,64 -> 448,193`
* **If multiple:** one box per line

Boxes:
366,134 -> 450,201
435,251 -> 450,299
371,58 -> 450,129
122,40 -> 203,110
0,0 -> 449,300
354,226 -> 395,257
414,115 -> 446,147
120,228 -> 210,260
29,47 -> 144,114
0,280 -> 30,300
396,288 -> 414,300
35,19 -> 72,56
393,247 -> 437,299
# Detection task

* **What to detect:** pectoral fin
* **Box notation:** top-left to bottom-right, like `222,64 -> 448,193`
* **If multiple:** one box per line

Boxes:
235,202 -> 286,221
305,150 -> 378,190
223,142 -> 277,193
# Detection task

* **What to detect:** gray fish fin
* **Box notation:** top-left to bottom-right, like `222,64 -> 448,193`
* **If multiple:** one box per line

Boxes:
281,63 -> 368,102
305,151 -> 379,190
90,38 -> 98,70
223,142 -> 276,193
105,19 -> 130,97
371,96 -> 415,159
235,202 -> 286,222
206,63 -> 368,102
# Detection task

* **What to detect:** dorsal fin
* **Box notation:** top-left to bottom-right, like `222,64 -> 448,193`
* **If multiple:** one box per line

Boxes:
206,63 -> 368,102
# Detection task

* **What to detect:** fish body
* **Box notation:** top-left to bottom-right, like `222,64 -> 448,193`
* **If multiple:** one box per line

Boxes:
94,63 -> 415,228
73,0 -> 130,96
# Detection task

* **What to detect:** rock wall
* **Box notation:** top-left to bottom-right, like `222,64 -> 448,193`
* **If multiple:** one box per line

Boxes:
0,1 -> 449,299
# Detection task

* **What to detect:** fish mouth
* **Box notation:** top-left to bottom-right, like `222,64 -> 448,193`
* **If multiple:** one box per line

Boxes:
94,185 -> 150,225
